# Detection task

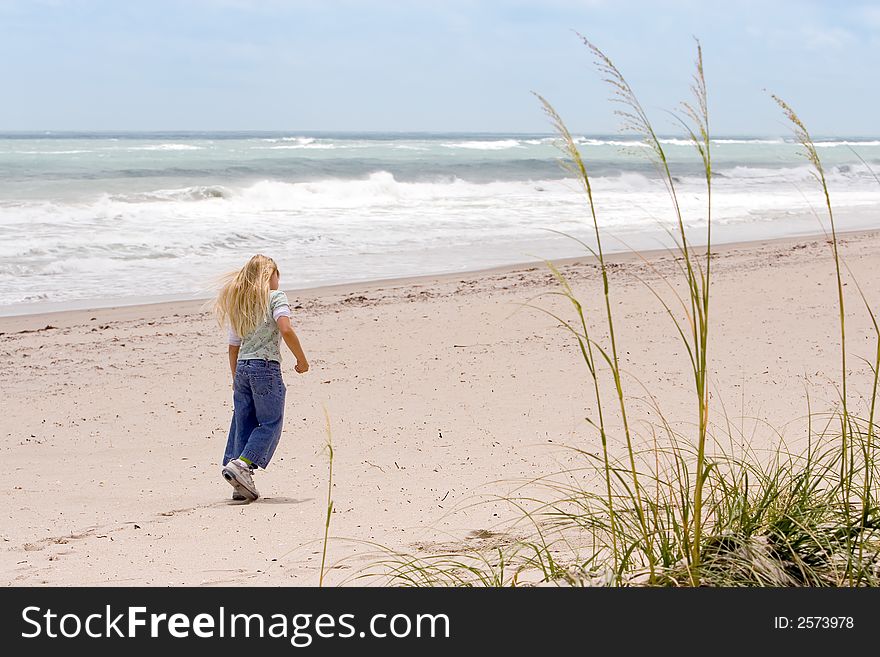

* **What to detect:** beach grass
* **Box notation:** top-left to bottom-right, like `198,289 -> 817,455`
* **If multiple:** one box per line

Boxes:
319,406 -> 335,587
353,36 -> 880,587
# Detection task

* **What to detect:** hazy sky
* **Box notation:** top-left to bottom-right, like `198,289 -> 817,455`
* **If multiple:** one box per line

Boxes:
0,0 -> 877,135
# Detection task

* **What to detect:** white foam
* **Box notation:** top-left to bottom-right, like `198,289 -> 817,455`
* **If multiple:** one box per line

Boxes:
591,171 -> 659,191
713,139 -> 786,145
123,144 -> 204,151
260,143 -> 337,150
814,140 -> 880,148
232,171 -> 508,209
3,162 -> 880,308
574,137 -> 794,148
717,164 -> 816,181
256,137 -> 332,149
259,137 -> 317,145
574,137 -> 650,148
112,185 -> 233,202
441,139 -> 523,150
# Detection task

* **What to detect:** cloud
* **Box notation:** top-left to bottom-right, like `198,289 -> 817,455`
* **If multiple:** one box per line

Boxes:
747,22 -> 857,52
856,5 -> 880,28
799,25 -> 857,50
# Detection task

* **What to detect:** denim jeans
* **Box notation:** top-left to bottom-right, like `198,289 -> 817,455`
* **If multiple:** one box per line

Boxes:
223,359 -> 286,469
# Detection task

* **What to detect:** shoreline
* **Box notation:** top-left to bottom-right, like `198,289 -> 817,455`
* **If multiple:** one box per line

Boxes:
2,226 -> 874,334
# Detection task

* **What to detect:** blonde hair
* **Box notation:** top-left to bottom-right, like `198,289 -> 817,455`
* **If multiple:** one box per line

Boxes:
214,254 -> 279,337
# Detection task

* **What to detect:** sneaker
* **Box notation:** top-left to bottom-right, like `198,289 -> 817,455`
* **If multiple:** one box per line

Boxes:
232,491 -> 247,501
222,459 -> 259,501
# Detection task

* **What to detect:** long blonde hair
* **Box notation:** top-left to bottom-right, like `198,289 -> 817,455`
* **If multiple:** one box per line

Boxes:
214,254 -> 279,337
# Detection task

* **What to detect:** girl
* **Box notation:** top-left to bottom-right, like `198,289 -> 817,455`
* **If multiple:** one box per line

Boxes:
214,254 -> 309,501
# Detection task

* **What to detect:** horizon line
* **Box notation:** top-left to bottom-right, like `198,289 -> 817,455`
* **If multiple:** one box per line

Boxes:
1,129 -> 878,139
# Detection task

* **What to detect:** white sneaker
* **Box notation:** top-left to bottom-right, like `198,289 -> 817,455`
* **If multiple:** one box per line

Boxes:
222,459 -> 259,501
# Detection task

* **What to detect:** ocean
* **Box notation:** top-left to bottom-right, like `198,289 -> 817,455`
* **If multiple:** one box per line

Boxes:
1,131 -> 879,314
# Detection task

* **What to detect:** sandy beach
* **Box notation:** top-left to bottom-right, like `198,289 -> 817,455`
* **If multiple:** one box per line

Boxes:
3,229 -> 880,586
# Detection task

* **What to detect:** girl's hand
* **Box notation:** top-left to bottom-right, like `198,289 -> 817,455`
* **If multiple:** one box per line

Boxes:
277,318 -> 309,374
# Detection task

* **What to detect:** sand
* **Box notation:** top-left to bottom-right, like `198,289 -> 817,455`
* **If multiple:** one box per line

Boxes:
3,229 -> 880,586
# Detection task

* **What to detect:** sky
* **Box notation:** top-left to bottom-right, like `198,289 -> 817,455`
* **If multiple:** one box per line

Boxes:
0,0 -> 877,135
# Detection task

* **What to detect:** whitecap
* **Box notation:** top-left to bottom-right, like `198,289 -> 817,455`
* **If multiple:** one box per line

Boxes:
441,139 -> 523,150
124,144 -> 204,151
814,140 -> 880,148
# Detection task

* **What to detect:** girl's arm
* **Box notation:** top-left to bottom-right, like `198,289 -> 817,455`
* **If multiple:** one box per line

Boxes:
228,345 -> 240,379
276,316 -> 309,373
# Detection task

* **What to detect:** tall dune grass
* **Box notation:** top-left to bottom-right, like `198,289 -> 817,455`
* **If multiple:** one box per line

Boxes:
319,407 -> 335,587
357,37 -> 880,587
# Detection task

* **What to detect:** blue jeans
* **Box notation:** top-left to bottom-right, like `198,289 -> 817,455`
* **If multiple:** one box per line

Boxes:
223,359 -> 286,469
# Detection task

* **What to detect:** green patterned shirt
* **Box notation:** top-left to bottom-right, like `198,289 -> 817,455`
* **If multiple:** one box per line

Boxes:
227,290 -> 291,362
